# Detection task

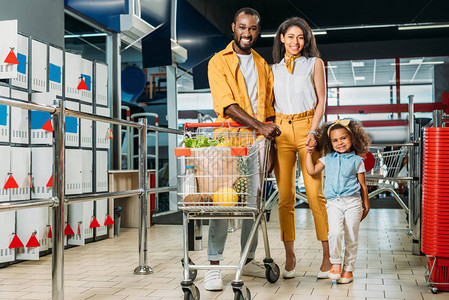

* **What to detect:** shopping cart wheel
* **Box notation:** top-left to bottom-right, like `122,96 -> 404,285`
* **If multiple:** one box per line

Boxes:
265,263 -> 280,283
181,258 -> 198,281
233,286 -> 251,300
431,287 -> 438,294
182,282 -> 200,300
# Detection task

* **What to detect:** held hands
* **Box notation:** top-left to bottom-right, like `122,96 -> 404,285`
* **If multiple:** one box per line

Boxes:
258,123 -> 281,141
305,133 -> 317,153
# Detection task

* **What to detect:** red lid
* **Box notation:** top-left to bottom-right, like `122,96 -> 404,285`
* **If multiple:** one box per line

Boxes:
425,128 -> 449,132
423,150 -> 449,155
424,158 -> 449,166
422,219 -> 449,226
422,222 -> 449,229
422,206 -> 449,212
422,239 -> 449,246
423,154 -> 449,160
422,239 -> 449,245
422,171 -> 449,176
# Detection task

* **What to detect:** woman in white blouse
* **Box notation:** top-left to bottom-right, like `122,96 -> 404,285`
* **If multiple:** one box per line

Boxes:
271,17 -> 330,279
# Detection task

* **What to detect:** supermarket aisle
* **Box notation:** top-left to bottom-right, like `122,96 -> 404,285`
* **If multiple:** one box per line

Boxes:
0,207 -> 445,300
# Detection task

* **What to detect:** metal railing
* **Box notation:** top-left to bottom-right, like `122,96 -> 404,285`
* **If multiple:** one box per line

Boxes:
0,96 -> 183,299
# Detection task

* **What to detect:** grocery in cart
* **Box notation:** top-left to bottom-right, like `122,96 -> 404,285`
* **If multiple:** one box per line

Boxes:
175,122 -> 280,300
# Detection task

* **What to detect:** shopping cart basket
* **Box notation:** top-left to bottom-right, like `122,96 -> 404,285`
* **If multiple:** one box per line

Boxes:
176,122 -> 280,300
366,146 -> 409,214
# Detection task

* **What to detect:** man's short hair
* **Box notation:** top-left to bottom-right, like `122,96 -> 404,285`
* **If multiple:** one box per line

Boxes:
233,7 -> 261,26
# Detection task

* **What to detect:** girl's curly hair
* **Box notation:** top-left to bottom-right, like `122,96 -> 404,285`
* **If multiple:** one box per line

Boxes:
316,120 -> 371,155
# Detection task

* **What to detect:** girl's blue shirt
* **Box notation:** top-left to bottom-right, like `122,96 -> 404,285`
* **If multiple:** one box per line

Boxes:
323,152 -> 364,200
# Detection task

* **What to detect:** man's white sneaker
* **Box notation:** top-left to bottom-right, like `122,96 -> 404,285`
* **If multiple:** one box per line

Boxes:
241,260 -> 266,278
204,270 -> 223,291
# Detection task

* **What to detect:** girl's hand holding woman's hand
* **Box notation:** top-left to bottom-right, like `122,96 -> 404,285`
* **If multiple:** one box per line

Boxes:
306,133 -> 316,153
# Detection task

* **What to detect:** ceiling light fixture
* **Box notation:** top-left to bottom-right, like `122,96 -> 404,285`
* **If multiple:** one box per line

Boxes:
354,76 -> 365,80
352,62 -> 365,67
64,33 -> 108,38
261,30 -> 327,38
261,22 -> 449,38
260,33 -> 276,38
388,79 -> 433,83
398,23 -> 449,30
313,30 -> 327,35
390,61 -> 445,66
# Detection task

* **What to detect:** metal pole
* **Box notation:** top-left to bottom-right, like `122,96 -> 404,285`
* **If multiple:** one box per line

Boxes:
65,190 -> 143,204
408,95 -> 415,234
0,198 -> 57,212
134,118 -> 153,275
433,110 -> 443,127
106,32 -> 122,171
52,100 -> 65,299
408,95 -> 420,255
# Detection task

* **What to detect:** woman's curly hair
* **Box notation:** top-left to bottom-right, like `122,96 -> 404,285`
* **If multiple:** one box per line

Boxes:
316,120 -> 371,155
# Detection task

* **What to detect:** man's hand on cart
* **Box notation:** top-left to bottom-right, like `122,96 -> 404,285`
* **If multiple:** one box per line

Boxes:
223,104 -> 281,141
257,122 -> 281,141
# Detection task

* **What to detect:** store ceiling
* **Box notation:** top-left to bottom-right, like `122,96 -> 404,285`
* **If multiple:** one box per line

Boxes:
186,0 -> 449,88
64,0 -> 449,90
186,0 -> 449,46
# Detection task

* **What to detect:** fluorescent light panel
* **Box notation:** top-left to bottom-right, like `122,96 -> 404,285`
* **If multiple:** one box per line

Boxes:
352,61 -> 365,67
390,61 -> 445,66
261,30 -> 327,38
65,33 -> 107,38
398,24 -> 449,30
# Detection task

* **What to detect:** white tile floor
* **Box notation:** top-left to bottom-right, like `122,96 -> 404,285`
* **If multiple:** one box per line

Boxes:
0,207 -> 446,299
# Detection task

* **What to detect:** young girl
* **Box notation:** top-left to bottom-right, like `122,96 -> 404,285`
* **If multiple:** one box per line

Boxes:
306,119 -> 371,283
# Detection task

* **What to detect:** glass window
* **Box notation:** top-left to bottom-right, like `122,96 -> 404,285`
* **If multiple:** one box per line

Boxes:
400,85 -> 433,103
399,56 -> 449,85
339,86 -> 391,105
327,58 -> 396,87
327,88 -> 338,106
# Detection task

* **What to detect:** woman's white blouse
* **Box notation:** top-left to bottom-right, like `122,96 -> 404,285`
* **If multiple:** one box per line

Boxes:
272,56 -> 317,115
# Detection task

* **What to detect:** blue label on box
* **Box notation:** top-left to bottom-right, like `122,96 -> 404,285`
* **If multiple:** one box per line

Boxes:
0,105 -> 7,126
49,63 -> 61,83
17,53 -> 26,74
65,116 -> 77,133
30,111 -> 50,129
81,73 -> 91,91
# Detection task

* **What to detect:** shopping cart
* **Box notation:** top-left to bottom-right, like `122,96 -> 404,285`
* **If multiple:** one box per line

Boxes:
175,122 -> 280,300
366,146 -> 409,214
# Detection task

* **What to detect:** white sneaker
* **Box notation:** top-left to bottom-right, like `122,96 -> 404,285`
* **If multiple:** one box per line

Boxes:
204,270 -> 223,291
241,260 -> 266,278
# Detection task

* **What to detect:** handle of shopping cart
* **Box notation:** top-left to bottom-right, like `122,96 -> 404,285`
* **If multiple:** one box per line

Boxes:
184,121 -> 272,129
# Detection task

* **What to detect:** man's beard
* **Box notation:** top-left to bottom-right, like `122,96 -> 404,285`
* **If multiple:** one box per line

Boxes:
233,35 -> 256,52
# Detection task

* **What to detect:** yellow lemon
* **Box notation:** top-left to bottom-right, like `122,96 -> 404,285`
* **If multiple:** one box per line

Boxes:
213,188 -> 238,206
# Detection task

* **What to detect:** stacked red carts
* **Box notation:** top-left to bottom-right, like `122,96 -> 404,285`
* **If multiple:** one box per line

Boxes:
175,122 -> 280,300
422,127 -> 449,294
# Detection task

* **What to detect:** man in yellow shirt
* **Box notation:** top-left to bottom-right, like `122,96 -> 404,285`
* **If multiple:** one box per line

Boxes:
204,7 -> 281,291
